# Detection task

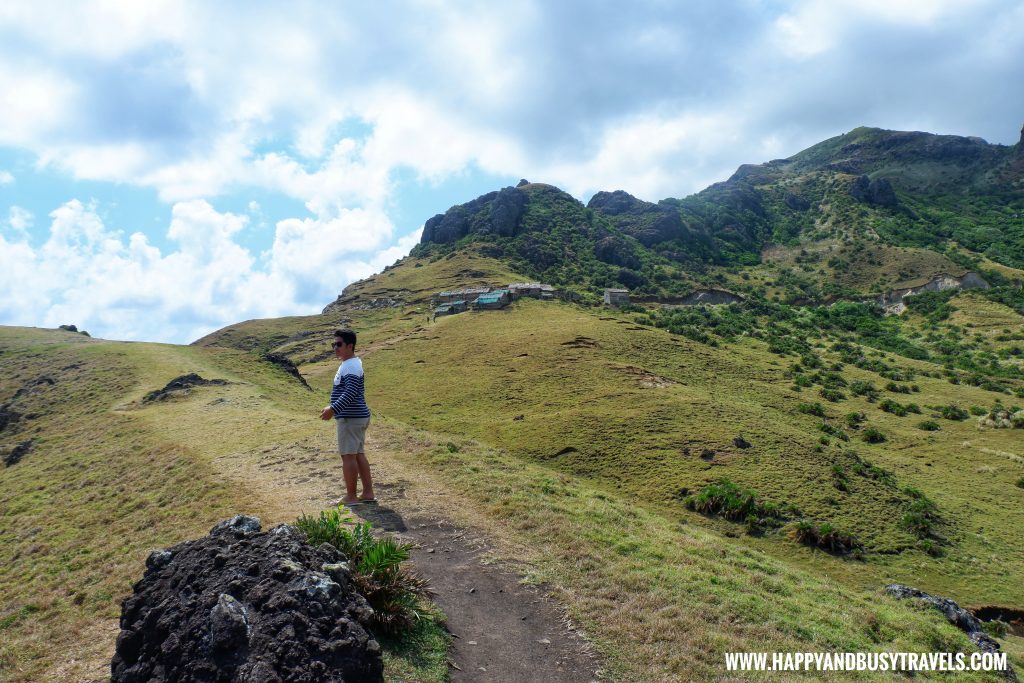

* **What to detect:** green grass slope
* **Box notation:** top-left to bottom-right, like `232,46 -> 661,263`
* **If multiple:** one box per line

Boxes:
191,249 -> 1024,679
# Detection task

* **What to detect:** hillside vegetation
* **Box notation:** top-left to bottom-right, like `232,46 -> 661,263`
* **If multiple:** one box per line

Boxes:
4,124 -> 1024,681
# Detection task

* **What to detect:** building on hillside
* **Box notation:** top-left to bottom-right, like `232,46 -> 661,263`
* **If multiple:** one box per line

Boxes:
507,282 -> 542,299
507,282 -> 560,300
603,288 -> 630,306
473,289 -> 511,310
433,300 -> 468,317
433,287 -> 492,305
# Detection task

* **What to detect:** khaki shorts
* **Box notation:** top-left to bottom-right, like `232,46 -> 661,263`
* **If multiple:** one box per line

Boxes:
336,416 -> 370,455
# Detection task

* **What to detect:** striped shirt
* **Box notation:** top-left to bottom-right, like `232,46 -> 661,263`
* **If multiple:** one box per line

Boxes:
330,357 -> 371,419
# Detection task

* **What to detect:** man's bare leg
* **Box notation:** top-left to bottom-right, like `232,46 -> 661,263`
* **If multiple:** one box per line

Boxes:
340,453 -> 360,503
355,452 -> 375,500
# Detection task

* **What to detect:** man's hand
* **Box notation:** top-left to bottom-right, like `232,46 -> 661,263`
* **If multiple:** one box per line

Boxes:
320,406 -> 335,420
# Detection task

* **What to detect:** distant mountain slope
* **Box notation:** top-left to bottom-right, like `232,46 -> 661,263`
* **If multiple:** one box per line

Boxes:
414,125 -> 1024,300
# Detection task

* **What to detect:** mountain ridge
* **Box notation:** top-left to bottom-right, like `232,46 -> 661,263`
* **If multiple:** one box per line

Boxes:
412,124 -> 1024,303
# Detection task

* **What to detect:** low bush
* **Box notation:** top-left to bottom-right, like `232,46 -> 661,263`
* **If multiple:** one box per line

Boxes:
849,380 -> 879,402
820,387 -> 846,402
296,509 -> 431,635
880,399 -> 908,416
937,405 -> 969,421
797,402 -> 827,417
917,420 -> 941,431
789,519 -> 863,556
862,427 -> 886,443
900,487 -> 941,541
685,479 -> 787,530
844,411 -> 866,428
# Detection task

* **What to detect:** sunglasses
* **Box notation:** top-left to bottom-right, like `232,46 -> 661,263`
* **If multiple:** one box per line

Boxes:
332,341 -> 348,349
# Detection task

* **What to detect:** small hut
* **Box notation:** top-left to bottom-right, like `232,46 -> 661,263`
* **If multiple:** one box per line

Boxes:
473,290 -> 511,310
603,288 -> 630,307
434,299 -> 468,317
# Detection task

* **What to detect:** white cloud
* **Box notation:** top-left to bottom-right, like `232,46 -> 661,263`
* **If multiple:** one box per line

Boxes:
0,170 -> 13,184
3,206 -> 33,237
0,197 -> 417,343
0,63 -> 77,147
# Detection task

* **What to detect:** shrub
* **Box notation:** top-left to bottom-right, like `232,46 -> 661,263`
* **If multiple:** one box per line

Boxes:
296,509 -> 431,634
845,412 -> 866,428
789,519 -> 863,556
917,420 -> 941,431
862,427 -> 886,443
797,402 -> 827,417
900,488 -> 940,540
819,421 -> 849,441
886,382 -> 912,394
937,405 -> 969,421
820,387 -> 846,402
832,464 -> 849,491
981,619 -> 1009,639
880,399 -> 908,416
850,380 -> 879,402
445,441 -> 461,453
685,480 -> 787,529
1016,477 -> 1024,489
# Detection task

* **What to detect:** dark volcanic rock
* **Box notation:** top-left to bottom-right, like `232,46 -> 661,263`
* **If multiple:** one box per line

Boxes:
420,191 -> 499,244
111,515 -> 383,683
262,353 -> 312,391
886,584 -> 1016,680
588,190 -> 683,246
0,403 -> 21,433
3,439 -> 33,467
594,235 -> 641,269
850,175 -> 898,208
143,373 -> 229,403
489,186 -> 527,237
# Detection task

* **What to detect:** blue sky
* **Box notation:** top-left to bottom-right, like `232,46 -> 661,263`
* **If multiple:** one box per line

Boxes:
1,0 -> 1023,343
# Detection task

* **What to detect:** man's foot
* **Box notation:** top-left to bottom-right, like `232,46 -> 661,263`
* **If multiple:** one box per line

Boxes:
329,496 -> 363,507
358,496 -> 377,503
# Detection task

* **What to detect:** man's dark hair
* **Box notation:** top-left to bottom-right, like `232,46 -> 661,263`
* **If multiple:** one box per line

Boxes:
334,328 -> 357,348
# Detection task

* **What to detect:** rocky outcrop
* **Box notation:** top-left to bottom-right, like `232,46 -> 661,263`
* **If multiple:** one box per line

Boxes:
143,374 -> 229,403
111,515 -> 383,683
0,403 -> 20,433
850,175 -> 898,208
594,235 -> 642,269
262,353 -> 312,391
489,186 -> 527,237
3,439 -> 33,467
878,272 -> 989,314
421,185 -> 527,244
886,584 -> 1016,680
587,190 -> 683,247
678,289 -> 744,306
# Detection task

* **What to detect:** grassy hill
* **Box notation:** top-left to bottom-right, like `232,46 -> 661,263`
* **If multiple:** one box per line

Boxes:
189,248 -> 1024,678
4,124 -> 1024,681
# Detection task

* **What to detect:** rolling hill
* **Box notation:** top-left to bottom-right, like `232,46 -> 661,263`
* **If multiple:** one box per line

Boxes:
3,125 -> 1024,681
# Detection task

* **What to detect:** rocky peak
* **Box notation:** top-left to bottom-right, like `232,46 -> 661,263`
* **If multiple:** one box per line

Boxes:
588,190 -> 683,247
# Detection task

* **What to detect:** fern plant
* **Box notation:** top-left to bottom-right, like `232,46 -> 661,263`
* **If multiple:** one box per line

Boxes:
295,511 -> 432,635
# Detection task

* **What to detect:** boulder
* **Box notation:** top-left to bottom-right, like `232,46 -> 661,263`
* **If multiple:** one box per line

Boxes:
111,515 -> 383,682
885,583 -> 1016,680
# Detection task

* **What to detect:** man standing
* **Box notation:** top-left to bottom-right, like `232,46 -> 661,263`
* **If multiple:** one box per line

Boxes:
320,329 -> 375,505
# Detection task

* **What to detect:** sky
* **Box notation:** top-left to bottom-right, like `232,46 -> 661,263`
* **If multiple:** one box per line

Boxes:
1,1 -> 1022,344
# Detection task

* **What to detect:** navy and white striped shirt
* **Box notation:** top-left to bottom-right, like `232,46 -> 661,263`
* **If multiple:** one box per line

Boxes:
330,357 -> 371,419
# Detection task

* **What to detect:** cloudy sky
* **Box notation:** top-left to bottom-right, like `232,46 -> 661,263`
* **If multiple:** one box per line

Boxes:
1,1 -> 1022,343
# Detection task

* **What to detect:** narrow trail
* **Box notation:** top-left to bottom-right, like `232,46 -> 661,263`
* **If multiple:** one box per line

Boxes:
212,423 -> 602,682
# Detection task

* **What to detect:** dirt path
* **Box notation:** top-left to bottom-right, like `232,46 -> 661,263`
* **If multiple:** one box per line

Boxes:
354,487 -> 600,682
204,423 -> 602,682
